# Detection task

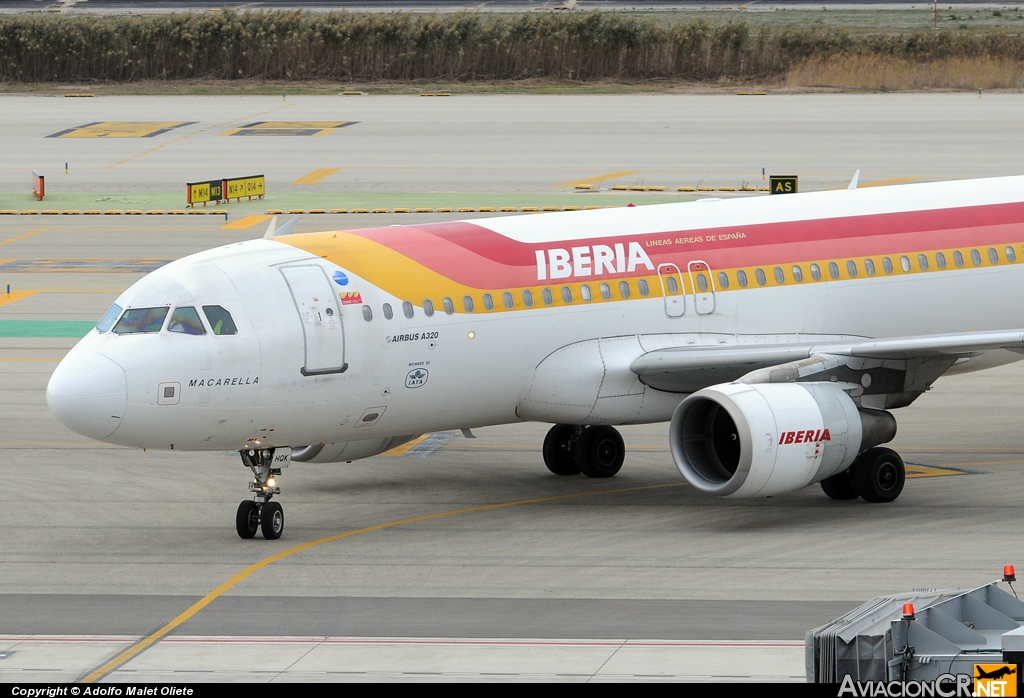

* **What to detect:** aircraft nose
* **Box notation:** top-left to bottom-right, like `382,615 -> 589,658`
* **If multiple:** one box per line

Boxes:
47,350 -> 127,440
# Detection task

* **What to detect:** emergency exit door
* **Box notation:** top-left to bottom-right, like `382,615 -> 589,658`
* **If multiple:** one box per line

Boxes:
657,263 -> 685,318
688,260 -> 716,315
280,265 -> 347,375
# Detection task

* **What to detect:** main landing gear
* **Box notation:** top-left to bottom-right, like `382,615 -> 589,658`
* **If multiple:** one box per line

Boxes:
820,446 -> 906,503
542,424 -> 625,478
236,448 -> 285,540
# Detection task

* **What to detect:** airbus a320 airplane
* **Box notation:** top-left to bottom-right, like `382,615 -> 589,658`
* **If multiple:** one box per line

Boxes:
46,176 -> 1024,539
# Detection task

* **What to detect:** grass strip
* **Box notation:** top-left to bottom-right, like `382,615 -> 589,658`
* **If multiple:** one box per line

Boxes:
0,320 -> 95,337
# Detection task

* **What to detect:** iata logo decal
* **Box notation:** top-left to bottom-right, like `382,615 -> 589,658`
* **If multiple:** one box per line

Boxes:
780,429 -> 831,445
340,292 -> 363,305
405,368 -> 428,389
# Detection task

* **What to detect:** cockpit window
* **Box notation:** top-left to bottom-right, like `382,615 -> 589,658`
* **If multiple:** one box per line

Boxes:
167,306 -> 206,335
202,305 -> 237,335
95,303 -> 123,333
112,307 -> 169,334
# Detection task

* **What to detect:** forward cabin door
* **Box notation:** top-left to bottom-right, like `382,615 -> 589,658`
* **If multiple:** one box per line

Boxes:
657,263 -> 685,318
688,260 -> 716,315
280,265 -> 347,375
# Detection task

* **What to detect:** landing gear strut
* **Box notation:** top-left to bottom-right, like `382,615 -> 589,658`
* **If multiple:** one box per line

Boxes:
236,448 -> 285,540
821,446 -> 905,503
542,424 -> 625,479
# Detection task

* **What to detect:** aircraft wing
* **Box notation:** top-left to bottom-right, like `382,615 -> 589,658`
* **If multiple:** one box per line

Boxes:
630,330 -> 1024,394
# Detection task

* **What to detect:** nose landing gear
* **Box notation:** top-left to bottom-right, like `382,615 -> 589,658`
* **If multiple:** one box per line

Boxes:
236,449 -> 285,540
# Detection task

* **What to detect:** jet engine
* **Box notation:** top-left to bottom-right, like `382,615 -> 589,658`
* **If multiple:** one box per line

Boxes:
669,383 -> 896,498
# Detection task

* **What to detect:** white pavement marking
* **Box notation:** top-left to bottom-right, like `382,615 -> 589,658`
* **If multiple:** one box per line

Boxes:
0,636 -> 805,683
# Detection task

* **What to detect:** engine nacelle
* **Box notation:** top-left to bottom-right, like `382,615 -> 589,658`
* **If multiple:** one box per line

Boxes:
669,382 -> 895,498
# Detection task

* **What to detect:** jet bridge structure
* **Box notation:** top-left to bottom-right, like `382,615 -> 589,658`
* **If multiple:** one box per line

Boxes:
807,579 -> 1024,684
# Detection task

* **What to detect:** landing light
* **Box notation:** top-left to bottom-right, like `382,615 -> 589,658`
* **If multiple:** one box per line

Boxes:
468,331 -> 475,339
267,477 -> 276,488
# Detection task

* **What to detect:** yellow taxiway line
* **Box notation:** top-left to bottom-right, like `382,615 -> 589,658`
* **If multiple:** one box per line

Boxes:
859,177 -> 921,188
0,291 -> 38,307
556,170 -> 641,188
77,482 -> 684,683
291,167 -> 341,185
380,434 -> 431,456
0,228 -> 46,247
221,214 -> 272,230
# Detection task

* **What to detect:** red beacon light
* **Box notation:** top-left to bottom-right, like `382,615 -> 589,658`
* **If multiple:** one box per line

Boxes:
902,603 -> 916,621
1004,564 -> 1017,583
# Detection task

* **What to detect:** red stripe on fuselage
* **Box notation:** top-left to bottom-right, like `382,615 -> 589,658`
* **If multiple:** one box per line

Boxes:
343,202 -> 1024,289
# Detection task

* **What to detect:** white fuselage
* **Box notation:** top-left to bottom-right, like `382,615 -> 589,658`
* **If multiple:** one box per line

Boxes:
47,176 -> 1024,458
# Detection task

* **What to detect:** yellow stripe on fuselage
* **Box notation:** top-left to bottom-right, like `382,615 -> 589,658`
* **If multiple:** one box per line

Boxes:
278,232 -> 1024,314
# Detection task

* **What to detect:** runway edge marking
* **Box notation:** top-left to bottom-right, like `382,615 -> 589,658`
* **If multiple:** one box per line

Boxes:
77,481 -> 684,683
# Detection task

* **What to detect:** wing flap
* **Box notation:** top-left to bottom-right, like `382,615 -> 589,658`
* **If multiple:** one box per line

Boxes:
630,330 -> 1024,394
842,330 -> 1024,359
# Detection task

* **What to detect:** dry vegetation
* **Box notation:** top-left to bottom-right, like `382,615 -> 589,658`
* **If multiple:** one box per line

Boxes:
1,10 -> 1022,90
787,55 -> 1024,90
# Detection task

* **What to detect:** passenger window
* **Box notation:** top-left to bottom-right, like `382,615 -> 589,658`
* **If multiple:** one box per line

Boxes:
828,262 -> 839,279
847,260 -> 858,277
542,288 -> 554,305
717,272 -> 730,289
953,251 -> 964,268
737,270 -> 748,287
483,294 -> 494,311
792,265 -> 803,282
864,259 -> 876,276
600,283 -> 611,300
96,303 -> 123,332
696,274 -> 707,292
581,284 -> 592,302
443,297 -> 454,315
168,306 -> 205,335
503,292 -> 514,309
639,279 -> 650,296
202,306 -> 237,335
522,290 -> 534,307
935,253 -> 946,270
989,247 -> 999,264
362,305 -> 373,322
1007,247 -> 1016,263
917,254 -> 929,271
666,276 -> 679,294
423,299 -> 435,317
463,295 -> 475,313
114,306 -> 168,334
561,286 -> 572,303
403,301 -> 414,319
383,303 -> 394,320
900,256 -> 911,272
755,268 -> 767,286
810,264 -> 821,281
619,281 -> 630,298
773,267 -> 784,284
971,249 -> 981,266
882,257 -> 893,274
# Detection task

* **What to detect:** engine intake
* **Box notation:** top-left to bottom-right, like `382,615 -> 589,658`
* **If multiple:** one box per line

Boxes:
669,382 -> 895,498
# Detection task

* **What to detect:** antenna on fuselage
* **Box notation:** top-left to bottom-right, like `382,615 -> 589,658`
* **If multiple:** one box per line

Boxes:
263,216 -> 300,239
847,169 -> 861,190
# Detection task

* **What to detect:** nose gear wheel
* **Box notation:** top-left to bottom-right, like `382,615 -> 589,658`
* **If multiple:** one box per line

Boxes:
236,448 -> 286,539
